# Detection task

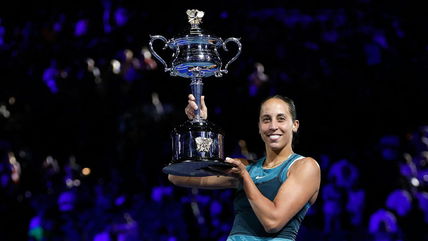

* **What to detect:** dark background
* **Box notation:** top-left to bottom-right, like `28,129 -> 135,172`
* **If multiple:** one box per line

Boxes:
1,0 -> 428,240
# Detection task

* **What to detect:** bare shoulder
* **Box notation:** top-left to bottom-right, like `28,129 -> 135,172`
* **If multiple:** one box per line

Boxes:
289,157 -> 320,177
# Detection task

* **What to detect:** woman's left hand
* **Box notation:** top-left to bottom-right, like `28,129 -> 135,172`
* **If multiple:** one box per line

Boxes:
224,157 -> 248,178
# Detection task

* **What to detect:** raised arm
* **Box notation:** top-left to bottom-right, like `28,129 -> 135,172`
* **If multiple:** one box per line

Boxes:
225,157 -> 321,233
168,94 -> 242,189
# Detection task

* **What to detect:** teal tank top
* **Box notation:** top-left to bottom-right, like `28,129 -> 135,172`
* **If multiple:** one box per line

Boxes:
227,153 -> 311,241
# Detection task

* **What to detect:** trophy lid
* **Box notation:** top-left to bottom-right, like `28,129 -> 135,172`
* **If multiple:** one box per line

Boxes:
168,9 -> 222,47
187,9 -> 205,35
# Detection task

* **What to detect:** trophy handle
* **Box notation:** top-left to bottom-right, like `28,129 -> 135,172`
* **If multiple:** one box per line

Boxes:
218,37 -> 242,76
149,35 -> 171,72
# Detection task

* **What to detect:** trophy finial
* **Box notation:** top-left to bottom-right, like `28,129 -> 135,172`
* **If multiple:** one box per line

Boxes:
186,9 -> 204,30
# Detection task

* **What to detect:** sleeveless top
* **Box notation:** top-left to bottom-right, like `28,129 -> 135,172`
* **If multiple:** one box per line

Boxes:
227,153 -> 311,241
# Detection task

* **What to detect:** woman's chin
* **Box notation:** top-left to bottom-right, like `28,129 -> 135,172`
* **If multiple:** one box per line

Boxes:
268,143 -> 283,152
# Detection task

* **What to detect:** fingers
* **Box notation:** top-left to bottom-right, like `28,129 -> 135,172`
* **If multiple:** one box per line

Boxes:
224,158 -> 238,167
225,157 -> 236,164
200,95 -> 207,119
188,94 -> 195,101
185,106 -> 194,119
188,99 -> 199,110
200,96 -> 206,111
185,94 -> 207,120
187,94 -> 199,110
224,157 -> 247,178
185,94 -> 196,119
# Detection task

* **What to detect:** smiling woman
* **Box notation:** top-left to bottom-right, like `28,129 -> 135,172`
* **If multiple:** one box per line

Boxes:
168,94 -> 321,241
258,96 -> 299,160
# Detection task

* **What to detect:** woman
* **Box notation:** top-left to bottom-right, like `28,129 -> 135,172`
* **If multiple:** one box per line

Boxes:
169,94 -> 321,241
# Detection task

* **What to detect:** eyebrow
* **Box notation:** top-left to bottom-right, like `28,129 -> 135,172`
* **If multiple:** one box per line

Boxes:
260,113 -> 287,118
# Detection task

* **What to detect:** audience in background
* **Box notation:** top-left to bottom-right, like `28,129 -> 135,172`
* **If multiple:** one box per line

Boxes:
1,2 -> 428,240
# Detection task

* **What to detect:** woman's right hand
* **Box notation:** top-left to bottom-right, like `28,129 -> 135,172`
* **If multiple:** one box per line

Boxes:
185,94 -> 207,120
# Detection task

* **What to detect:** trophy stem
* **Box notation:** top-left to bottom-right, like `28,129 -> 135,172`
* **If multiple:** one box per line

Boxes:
190,77 -> 203,122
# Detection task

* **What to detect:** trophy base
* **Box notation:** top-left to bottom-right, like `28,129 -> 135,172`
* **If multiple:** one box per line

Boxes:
163,160 -> 235,177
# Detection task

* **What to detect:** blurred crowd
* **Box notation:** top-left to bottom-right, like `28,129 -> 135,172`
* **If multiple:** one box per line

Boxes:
1,0 -> 428,240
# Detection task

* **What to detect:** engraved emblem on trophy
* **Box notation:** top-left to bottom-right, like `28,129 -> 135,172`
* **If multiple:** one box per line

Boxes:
149,9 -> 242,176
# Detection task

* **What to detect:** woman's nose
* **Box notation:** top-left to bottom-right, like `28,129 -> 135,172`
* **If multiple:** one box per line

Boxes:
269,121 -> 278,130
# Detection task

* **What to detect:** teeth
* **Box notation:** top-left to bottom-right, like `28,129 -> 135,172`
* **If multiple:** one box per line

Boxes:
269,135 -> 281,141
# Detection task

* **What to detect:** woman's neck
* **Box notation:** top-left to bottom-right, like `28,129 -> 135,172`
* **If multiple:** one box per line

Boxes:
264,146 -> 294,168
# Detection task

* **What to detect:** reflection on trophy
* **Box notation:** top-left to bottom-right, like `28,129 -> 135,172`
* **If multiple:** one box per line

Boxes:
149,9 -> 242,176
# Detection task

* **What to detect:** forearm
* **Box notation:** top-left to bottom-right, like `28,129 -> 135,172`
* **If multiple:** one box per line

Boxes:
168,175 -> 203,188
168,174 -> 238,189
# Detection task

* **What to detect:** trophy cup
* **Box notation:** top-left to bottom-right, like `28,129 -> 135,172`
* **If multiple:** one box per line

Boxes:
149,9 -> 242,177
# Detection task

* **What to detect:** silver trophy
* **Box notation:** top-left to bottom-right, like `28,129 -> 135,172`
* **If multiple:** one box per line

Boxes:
149,9 -> 242,176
